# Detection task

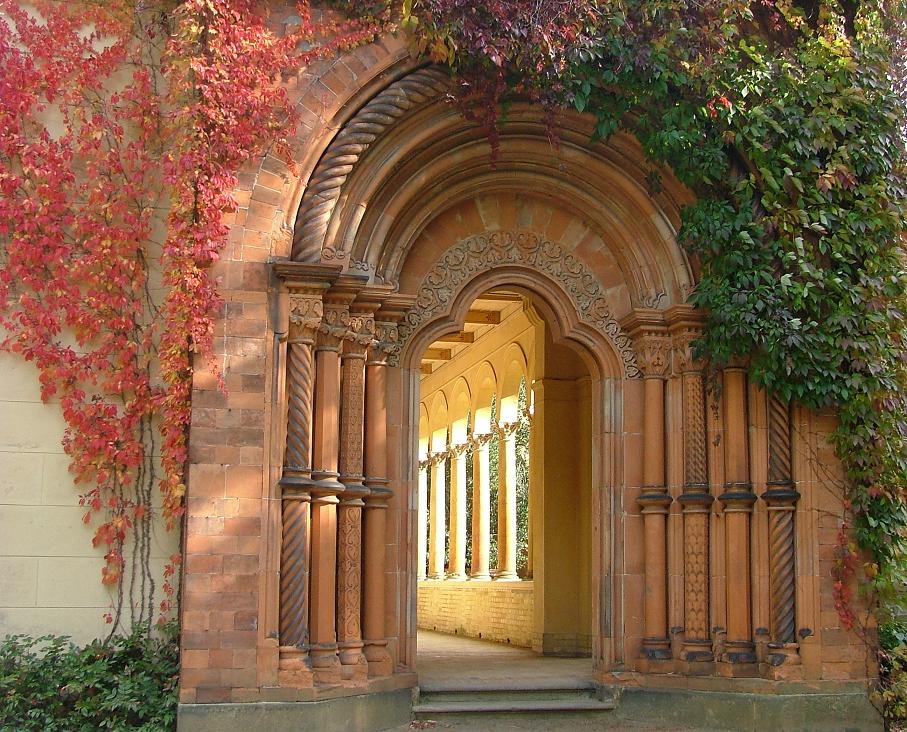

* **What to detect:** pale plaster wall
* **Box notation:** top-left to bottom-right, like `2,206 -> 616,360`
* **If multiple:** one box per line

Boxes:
417,580 -> 534,648
0,348 -> 178,644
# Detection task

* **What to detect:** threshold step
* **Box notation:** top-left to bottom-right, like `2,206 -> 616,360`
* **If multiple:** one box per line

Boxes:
413,698 -> 617,714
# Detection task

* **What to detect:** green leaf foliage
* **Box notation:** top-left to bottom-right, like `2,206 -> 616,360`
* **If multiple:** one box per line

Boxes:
0,623 -> 179,731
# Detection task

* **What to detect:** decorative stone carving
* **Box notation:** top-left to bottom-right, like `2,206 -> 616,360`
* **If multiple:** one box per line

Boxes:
673,325 -> 714,660
289,293 -> 325,333
633,332 -> 672,379
318,302 -> 351,349
763,396 -> 799,651
292,67 -> 450,263
279,499 -> 310,649
399,231 -> 641,378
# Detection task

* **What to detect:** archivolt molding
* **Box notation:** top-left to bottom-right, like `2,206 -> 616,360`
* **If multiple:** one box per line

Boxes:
291,66 -> 450,263
397,230 -> 641,378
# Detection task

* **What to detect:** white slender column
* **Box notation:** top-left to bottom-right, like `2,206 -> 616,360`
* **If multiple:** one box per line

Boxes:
496,424 -> 519,581
448,444 -> 468,579
417,461 -> 429,581
470,435 -> 492,580
428,444 -> 447,579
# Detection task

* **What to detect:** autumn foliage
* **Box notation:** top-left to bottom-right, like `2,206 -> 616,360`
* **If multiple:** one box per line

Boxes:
0,0 -> 375,629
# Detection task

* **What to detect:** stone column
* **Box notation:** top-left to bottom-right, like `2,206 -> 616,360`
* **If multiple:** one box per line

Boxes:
428,450 -> 447,579
671,320 -> 714,662
417,461 -> 429,581
362,320 -> 396,677
470,434 -> 492,580
763,395 -> 800,663
496,423 -> 520,581
336,310 -> 372,681
448,443 -> 469,580
719,364 -> 758,664
633,325 -> 672,660
308,300 -> 349,684
278,291 -> 323,683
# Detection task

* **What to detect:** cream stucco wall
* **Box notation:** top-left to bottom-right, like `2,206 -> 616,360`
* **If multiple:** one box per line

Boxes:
0,348 -> 178,644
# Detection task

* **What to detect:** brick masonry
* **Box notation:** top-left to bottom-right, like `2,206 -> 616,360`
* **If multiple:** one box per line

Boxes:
417,580 -> 534,648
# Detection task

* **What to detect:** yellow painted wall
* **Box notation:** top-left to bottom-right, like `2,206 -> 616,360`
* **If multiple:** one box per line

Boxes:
0,347 -> 178,644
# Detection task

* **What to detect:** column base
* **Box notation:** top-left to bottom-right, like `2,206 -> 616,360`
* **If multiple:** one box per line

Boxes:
493,571 -> 520,582
364,641 -> 394,677
468,572 -> 491,581
681,639 -> 714,663
641,637 -> 672,660
339,645 -> 368,683
278,646 -> 314,687
446,572 -> 468,580
310,644 -> 342,686
722,640 -> 757,665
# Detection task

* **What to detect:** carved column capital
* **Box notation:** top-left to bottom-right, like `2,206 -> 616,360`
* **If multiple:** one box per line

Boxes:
368,321 -> 400,366
317,302 -> 350,350
671,328 -> 704,374
288,293 -> 324,343
633,332 -> 672,378
343,312 -> 375,358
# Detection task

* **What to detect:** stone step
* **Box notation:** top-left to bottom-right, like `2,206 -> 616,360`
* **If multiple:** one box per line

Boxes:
413,697 -> 617,715
414,684 -> 618,716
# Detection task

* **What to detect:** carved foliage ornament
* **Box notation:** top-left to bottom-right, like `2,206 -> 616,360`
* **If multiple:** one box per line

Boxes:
633,332 -> 671,378
289,294 -> 324,337
399,231 -> 641,378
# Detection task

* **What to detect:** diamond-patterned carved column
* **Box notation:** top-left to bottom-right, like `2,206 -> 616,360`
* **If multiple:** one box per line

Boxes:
670,314 -> 714,662
628,315 -> 673,661
336,309 -> 373,681
278,291 -> 323,684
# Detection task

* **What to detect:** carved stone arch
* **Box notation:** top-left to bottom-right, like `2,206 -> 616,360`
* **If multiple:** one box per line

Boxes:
471,362 -> 498,434
447,378 -> 472,444
398,230 -> 641,379
291,65 -> 451,263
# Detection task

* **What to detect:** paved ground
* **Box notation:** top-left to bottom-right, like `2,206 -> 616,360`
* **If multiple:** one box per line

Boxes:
389,631 -> 691,731
415,630 -> 593,691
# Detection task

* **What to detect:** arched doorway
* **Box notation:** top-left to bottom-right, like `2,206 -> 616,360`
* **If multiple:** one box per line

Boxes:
411,286 -> 598,686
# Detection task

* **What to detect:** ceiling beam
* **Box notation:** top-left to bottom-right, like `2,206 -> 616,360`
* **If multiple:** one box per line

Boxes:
435,331 -> 475,344
420,363 -> 434,375
464,309 -> 501,325
423,347 -> 453,361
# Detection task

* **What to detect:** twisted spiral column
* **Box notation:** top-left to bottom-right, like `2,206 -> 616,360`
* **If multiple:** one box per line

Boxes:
292,67 -> 450,262
763,396 -> 799,656
278,292 -> 323,680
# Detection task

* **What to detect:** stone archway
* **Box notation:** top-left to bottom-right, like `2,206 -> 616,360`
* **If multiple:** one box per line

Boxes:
178,47 -> 881,732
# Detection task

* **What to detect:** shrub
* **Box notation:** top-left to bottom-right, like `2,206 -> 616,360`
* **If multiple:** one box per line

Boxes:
0,623 -> 178,731
878,620 -> 907,730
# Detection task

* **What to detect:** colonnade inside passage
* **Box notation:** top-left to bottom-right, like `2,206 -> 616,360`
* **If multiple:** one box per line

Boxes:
417,381 -> 529,584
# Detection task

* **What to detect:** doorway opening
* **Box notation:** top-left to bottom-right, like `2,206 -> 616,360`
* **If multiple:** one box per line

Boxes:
414,288 -> 594,686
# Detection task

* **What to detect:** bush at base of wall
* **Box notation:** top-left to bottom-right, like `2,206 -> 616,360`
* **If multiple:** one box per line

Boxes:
0,623 -> 178,731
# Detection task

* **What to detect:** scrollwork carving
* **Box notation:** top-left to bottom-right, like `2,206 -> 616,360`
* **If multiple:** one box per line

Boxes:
398,231 -> 641,378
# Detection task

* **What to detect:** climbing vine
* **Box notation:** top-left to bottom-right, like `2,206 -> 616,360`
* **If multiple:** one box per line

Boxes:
0,0 -> 377,631
401,0 -> 907,625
